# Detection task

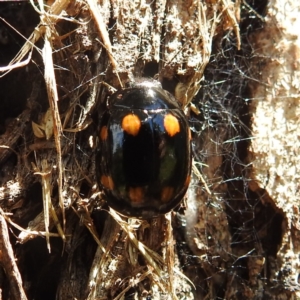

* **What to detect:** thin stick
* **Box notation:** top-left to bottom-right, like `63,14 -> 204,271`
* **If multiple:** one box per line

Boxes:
0,210 -> 28,300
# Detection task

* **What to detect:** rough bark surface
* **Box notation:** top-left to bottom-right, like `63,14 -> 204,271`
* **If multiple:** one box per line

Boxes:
0,0 -> 298,300
247,0 -> 300,298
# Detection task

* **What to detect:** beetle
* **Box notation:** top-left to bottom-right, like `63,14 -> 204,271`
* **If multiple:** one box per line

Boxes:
96,81 -> 191,218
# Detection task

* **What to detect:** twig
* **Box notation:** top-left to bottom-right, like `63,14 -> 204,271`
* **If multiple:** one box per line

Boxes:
0,210 -> 28,300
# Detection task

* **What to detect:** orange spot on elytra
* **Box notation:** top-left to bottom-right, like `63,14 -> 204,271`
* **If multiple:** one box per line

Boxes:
164,114 -> 180,137
122,114 -> 141,136
100,126 -> 108,140
101,175 -> 114,190
161,186 -> 174,202
129,187 -> 144,203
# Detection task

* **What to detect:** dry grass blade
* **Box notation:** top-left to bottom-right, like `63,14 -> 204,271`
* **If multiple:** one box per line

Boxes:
86,0 -> 116,69
86,0 -> 123,87
221,0 -> 241,50
0,47 -> 33,73
32,159 -> 66,251
192,162 -> 213,196
110,209 -> 164,277
0,0 -> 71,76
32,160 -> 52,252
4,213 -> 61,241
112,270 -> 152,300
42,24 -> 65,236
87,216 -> 122,299
175,1 -> 221,106
71,203 -> 106,253
0,17 -> 37,77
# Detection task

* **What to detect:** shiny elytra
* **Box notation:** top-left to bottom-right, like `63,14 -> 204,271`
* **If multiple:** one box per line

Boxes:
96,83 -> 191,218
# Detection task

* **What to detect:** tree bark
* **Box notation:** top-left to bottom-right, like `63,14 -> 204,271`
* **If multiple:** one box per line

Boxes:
0,0 -> 299,299
247,0 -> 300,297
